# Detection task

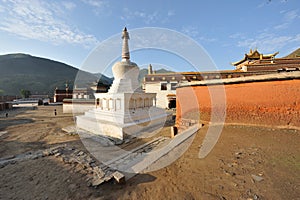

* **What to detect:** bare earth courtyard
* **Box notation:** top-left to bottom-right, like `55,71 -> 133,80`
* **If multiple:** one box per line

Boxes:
0,106 -> 299,200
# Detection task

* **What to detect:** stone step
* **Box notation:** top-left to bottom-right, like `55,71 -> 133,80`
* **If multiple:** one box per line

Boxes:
105,136 -> 167,167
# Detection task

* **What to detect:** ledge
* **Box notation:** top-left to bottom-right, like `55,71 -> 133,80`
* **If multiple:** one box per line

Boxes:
177,71 -> 300,87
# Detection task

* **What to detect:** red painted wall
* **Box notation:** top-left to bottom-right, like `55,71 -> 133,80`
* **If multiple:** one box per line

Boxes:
176,79 -> 300,127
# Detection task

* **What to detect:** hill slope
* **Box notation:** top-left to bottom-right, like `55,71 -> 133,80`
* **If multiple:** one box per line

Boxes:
284,48 -> 300,58
0,54 -> 111,96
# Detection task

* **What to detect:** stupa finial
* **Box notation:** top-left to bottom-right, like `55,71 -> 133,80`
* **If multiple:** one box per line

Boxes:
122,27 -> 130,61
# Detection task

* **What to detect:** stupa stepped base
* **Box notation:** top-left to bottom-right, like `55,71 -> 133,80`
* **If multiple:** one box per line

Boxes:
83,106 -> 166,124
108,78 -> 141,93
76,108 -> 168,140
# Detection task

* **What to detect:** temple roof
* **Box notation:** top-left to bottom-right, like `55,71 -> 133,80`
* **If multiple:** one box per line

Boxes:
231,49 -> 279,66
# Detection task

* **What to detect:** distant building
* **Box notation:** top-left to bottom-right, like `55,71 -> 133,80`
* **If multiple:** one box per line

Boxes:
90,81 -> 110,93
0,95 -> 20,111
0,96 -> 14,111
0,102 -> 12,111
62,81 -> 110,113
144,50 -> 300,109
0,96 -> 19,102
72,81 -> 110,100
72,87 -> 92,99
231,49 -> 279,71
144,70 -> 268,109
143,64 -> 273,109
54,87 -> 73,102
29,94 -> 49,99
231,49 -> 300,72
29,94 -> 50,104
143,64 -> 181,109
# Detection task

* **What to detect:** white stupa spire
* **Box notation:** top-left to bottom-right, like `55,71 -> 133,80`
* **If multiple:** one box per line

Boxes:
109,27 -> 140,93
122,27 -> 130,61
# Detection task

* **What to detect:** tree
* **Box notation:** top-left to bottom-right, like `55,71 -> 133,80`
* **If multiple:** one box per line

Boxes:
0,89 -> 4,95
20,89 -> 31,98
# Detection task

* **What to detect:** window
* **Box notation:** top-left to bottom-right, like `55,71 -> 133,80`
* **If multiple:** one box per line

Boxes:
161,83 -> 167,90
109,99 -> 114,110
171,83 -> 177,90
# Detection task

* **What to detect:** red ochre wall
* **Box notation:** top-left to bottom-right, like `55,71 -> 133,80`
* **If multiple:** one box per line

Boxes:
176,79 -> 300,128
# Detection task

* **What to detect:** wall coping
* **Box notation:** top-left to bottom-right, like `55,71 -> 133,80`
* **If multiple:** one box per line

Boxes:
177,71 -> 300,88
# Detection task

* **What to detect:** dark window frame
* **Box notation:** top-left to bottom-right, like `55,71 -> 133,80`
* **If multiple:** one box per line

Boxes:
170,83 -> 177,90
161,83 -> 167,90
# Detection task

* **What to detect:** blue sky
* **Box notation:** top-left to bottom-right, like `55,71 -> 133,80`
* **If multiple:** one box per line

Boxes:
0,0 -> 300,76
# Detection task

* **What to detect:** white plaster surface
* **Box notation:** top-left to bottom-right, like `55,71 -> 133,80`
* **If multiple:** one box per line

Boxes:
76,28 -> 168,140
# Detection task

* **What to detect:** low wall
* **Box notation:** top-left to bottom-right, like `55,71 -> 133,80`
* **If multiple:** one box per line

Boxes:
176,72 -> 300,128
63,99 -> 95,114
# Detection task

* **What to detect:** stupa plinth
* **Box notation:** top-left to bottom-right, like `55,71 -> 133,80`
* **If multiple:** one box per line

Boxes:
76,28 -> 167,141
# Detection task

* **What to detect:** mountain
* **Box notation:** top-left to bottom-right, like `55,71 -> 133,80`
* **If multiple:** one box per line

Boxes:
0,53 -> 111,96
284,48 -> 300,58
93,73 -> 114,85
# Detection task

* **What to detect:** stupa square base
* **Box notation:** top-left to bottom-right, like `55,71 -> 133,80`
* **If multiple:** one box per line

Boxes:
76,112 -> 168,141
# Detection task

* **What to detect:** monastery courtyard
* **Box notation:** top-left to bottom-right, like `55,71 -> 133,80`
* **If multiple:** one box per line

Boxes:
0,105 -> 299,199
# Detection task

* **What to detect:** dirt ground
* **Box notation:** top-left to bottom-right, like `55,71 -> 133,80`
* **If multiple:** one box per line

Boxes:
0,106 -> 299,200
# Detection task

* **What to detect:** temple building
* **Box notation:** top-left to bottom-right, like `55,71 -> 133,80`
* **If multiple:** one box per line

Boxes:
231,49 -> 300,72
72,82 -> 109,100
232,49 -> 279,71
143,64 -> 178,109
143,49 -> 300,110
54,86 -> 72,103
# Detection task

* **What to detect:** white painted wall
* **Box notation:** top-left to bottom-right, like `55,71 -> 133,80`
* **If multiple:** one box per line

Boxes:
144,82 -> 177,109
63,103 -> 95,113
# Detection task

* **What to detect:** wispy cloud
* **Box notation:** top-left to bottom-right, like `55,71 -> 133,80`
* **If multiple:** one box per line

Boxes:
0,0 -> 98,48
181,26 -> 216,43
237,33 -> 300,53
232,7 -> 300,54
81,0 -> 106,8
274,22 -> 289,30
167,10 -> 175,17
80,0 -> 109,16
121,8 -> 174,24
257,0 -> 272,8
0,4 -> 4,12
284,9 -> 299,20
275,9 -> 300,30
229,32 -> 246,40
258,0 -> 287,8
62,1 -> 76,11
181,26 -> 199,38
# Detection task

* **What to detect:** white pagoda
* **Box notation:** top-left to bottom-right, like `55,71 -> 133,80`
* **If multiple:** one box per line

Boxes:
76,27 -> 167,141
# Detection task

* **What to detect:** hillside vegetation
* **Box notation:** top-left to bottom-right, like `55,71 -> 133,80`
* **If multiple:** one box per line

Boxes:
0,53 -> 174,96
0,54 -> 111,96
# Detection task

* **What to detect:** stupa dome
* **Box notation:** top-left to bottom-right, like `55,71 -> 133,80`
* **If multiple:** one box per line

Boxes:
112,60 -> 139,80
